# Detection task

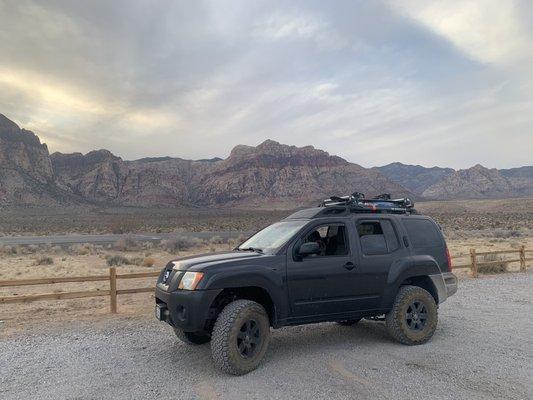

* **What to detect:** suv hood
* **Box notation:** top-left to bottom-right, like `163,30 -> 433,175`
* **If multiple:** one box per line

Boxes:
168,251 -> 265,272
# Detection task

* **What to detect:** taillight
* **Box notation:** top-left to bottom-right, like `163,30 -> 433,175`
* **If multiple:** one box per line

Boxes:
445,247 -> 452,272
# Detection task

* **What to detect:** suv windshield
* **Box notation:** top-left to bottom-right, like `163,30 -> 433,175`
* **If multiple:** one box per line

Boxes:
238,220 -> 307,254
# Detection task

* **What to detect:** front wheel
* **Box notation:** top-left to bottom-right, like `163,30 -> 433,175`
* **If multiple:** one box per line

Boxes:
211,299 -> 270,375
386,285 -> 438,345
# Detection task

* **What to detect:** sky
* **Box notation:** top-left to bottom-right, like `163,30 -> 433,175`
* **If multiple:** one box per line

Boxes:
0,0 -> 532,169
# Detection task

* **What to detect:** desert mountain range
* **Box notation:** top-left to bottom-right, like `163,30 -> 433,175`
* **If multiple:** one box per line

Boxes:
1,114 -> 531,208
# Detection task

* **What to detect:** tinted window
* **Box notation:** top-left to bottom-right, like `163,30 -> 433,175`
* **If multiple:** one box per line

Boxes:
358,220 -> 399,255
381,220 -> 400,252
302,224 -> 349,256
403,219 -> 442,248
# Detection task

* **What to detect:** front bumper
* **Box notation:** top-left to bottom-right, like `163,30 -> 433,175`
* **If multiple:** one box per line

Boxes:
155,284 -> 221,332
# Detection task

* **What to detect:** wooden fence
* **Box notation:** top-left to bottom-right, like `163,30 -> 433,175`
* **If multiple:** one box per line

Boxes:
0,247 -> 531,313
450,245 -> 531,278
0,267 -> 159,313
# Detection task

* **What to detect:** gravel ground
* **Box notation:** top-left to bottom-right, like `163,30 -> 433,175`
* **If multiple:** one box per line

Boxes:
1,272 -> 532,400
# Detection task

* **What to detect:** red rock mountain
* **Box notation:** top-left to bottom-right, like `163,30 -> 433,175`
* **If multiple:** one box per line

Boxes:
0,114 -> 69,204
49,139 -> 411,207
1,114 -> 531,206
421,164 -> 533,199
0,115 -> 411,207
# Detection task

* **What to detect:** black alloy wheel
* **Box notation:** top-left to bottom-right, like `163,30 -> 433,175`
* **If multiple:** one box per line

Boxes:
237,319 -> 261,358
405,300 -> 428,331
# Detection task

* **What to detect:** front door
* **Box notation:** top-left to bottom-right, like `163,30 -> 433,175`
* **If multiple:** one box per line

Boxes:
286,221 -> 363,317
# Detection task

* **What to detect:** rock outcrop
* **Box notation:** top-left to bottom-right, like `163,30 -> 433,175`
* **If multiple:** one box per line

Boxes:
421,164 -> 533,199
0,114 -> 65,204
375,162 -> 454,195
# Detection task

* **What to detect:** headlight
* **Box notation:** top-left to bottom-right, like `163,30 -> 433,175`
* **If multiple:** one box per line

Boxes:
178,272 -> 204,290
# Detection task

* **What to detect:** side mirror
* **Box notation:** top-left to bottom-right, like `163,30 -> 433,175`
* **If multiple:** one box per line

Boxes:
298,242 -> 321,257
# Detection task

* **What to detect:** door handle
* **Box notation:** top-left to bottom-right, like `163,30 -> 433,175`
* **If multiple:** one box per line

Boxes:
343,262 -> 356,270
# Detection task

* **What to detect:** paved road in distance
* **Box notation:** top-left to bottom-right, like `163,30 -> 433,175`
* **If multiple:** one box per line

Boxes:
0,231 -> 251,246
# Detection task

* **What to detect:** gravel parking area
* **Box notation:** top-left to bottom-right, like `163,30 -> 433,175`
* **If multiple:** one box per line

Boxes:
1,272 -> 532,400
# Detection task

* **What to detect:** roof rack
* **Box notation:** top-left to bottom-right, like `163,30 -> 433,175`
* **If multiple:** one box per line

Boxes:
319,192 -> 417,215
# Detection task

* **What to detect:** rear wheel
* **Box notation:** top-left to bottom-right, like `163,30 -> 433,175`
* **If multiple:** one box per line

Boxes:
211,299 -> 270,375
386,285 -> 438,345
337,318 -> 362,326
174,328 -> 211,345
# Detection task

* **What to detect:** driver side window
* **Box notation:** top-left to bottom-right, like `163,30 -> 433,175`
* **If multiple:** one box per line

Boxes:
302,224 -> 349,256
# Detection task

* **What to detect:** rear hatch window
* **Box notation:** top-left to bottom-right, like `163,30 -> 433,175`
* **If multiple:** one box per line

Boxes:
402,218 -> 448,271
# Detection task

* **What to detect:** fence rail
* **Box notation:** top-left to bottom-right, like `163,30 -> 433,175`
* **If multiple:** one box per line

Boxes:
451,245 -> 529,278
0,246 -> 530,312
0,267 -> 159,312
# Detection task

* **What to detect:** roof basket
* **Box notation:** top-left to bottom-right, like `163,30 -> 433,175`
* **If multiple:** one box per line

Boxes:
319,192 -> 417,214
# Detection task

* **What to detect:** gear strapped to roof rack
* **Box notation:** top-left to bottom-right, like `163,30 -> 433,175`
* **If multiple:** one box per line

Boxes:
319,192 -> 417,214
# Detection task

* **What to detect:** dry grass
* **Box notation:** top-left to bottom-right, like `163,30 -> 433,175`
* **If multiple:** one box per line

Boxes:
35,256 -> 54,266
478,253 -> 508,274
0,241 -> 232,335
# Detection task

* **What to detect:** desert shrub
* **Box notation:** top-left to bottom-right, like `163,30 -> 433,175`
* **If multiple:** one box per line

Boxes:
108,221 -> 138,235
113,236 -> 138,251
11,245 -> 24,255
142,241 -> 154,250
27,244 -> 40,254
479,253 -> 508,274
69,243 -> 94,256
209,235 -> 224,245
130,257 -> 144,266
492,229 -> 522,239
106,255 -> 131,266
35,256 -> 54,265
161,236 -> 201,253
142,257 -> 156,267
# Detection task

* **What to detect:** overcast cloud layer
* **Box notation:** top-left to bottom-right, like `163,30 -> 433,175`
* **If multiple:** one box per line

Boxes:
1,0 -> 532,168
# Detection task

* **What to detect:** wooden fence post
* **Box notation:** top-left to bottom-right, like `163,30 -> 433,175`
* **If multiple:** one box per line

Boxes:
110,267 -> 117,313
470,248 -> 478,278
519,245 -> 526,272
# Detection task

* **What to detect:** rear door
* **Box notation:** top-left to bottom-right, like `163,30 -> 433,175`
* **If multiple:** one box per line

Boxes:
353,216 -> 409,309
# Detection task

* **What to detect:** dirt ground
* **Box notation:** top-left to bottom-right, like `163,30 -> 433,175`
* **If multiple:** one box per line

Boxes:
1,271 -> 532,400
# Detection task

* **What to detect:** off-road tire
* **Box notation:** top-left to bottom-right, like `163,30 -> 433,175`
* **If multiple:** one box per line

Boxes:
386,285 -> 438,345
337,318 -> 362,326
211,299 -> 270,375
174,328 -> 211,345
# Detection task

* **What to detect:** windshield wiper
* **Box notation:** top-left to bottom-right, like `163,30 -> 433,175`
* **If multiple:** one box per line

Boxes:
238,247 -> 263,253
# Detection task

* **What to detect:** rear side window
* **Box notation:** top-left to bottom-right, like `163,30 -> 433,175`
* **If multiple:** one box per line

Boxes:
403,219 -> 442,248
357,220 -> 400,255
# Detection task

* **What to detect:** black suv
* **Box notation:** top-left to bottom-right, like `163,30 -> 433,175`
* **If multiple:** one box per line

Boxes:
155,194 -> 457,375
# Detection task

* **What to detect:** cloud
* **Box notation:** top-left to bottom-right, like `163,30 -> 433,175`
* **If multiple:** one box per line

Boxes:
391,0 -> 533,65
0,0 -> 531,168
253,11 -> 348,50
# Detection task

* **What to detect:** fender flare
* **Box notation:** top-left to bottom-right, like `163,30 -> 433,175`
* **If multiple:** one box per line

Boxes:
202,266 -> 288,323
381,255 -> 443,309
